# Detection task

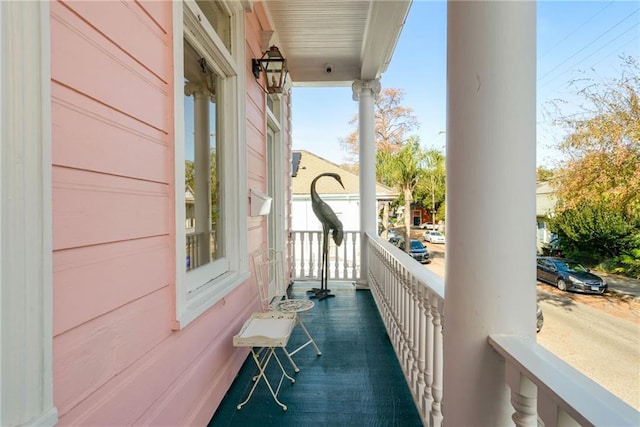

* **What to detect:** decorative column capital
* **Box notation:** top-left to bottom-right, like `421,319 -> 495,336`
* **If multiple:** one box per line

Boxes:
184,82 -> 215,100
352,79 -> 381,101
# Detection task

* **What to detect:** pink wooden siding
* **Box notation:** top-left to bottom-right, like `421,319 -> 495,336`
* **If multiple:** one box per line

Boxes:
50,1 -> 273,424
246,7 -> 270,254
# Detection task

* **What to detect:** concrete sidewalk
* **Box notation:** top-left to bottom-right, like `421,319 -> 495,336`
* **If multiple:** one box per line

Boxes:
594,271 -> 640,300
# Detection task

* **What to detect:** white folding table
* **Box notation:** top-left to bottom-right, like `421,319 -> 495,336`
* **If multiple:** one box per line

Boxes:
233,311 -> 297,411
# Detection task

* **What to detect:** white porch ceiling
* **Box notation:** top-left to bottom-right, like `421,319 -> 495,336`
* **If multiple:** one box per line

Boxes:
261,0 -> 412,86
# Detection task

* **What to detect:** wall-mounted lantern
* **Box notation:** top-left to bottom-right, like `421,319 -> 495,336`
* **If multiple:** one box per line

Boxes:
252,45 -> 288,94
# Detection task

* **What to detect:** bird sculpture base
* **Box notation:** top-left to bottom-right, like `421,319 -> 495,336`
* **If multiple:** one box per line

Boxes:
307,288 -> 335,300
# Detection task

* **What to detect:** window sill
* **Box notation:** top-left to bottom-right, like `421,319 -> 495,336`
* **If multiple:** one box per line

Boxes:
175,270 -> 250,329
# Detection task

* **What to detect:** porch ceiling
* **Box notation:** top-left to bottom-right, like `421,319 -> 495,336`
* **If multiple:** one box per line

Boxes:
261,0 -> 412,86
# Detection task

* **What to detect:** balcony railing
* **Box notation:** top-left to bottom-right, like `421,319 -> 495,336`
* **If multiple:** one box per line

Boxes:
367,235 -> 445,426
290,230 -> 361,282
185,230 -> 217,271
291,230 -> 638,425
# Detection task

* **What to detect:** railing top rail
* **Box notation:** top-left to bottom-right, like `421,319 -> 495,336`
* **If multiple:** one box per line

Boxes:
291,230 -> 362,233
489,334 -> 640,427
366,232 -> 445,302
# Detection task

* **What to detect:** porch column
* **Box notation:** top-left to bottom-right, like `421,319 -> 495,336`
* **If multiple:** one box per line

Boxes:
444,1 -> 536,425
352,79 -> 380,285
186,84 -> 213,265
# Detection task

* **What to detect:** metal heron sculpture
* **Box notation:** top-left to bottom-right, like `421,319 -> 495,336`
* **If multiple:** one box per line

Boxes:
308,172 -> 344,300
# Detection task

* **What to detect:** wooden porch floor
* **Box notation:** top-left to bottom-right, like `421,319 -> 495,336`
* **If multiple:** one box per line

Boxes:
208,282 -> 422,427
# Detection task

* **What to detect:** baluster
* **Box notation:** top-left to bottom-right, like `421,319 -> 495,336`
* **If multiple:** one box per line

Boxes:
423,291 -> 434,416
332,240 -> 339,279
298,232 -> 305,278
340,233 -> 346,279
430,299 -> 444,427
379,250 -> 390,326
310,231 -> 316,279
394,262 -> 403,353
409,277 -> 420,398
416,284 -> 428,421
385,253 -> 394,327
390,259 -> 399,350
351,232 -> 357,279
315,231 -> 322,279
402,268 -> 411,374
401,271 -> 411,376
193,234 -> 200,268
506,364 -> 538,427
291,232 -> 298,279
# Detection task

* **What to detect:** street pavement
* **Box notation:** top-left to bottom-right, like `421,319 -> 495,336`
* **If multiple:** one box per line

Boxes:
594,271 -> 640,300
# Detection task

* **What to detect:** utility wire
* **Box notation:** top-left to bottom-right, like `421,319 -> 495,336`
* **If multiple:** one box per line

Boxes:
539,21 -> 639,91
538,7 -> 640,84
538,1 -> 614,60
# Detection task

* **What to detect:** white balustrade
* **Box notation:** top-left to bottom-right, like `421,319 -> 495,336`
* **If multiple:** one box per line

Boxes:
290,231 -> 361,281
366,233 -> 445,426
489,335 -> 639,427
290,231 -> 639,426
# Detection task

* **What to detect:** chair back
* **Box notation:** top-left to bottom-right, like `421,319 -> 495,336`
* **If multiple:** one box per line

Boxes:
251,248 -> 287,311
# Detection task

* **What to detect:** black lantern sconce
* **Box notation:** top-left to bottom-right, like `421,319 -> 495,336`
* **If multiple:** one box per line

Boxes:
252,45 -> 288,94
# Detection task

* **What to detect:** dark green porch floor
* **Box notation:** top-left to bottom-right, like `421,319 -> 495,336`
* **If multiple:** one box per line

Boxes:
208,282 -> 422,427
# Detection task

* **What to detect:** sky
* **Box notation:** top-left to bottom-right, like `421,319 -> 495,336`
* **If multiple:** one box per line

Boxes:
291,1 -> 640,169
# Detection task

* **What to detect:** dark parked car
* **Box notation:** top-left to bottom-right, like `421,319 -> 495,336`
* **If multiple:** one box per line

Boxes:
398,239 -> 431,264
388,235 -> 403,246
536,257 -> 607,294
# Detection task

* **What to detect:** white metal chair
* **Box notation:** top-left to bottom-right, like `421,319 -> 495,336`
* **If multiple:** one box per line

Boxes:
251,248 -> 321,372
233,311 -> 297,411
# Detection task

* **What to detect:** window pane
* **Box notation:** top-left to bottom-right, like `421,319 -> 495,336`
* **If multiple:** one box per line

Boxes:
195,0 -> 231,51
184,40 -> 221,271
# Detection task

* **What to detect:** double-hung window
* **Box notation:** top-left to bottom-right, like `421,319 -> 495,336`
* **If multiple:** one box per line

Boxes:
174,0 -> 248,328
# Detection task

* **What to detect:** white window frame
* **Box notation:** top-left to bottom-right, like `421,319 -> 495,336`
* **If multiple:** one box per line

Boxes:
173,0 -> 248,328
1,1 -> 57,425
266,96 -> 286,256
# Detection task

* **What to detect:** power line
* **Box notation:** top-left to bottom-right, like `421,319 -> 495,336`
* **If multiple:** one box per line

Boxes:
538,1 -> 614,60
538,7 -> 640,84
569,22 -> 638,70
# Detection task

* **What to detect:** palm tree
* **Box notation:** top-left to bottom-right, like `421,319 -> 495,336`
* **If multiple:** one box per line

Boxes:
376,137 -> 426,252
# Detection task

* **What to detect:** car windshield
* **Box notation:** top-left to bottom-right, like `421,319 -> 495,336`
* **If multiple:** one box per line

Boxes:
554,260 -> 588,272
431,232 -> 442,236
410,240 -> 425,250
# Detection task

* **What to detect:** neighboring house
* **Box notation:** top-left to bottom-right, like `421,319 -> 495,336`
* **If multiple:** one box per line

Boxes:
408,205 -> 438,228
536,180 -> 559,252
291,150 -> 397,231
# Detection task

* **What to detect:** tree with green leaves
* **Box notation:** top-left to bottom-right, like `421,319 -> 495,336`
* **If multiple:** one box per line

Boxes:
548,200 -> 639,266
550,57 -> 639,214
376,138 -> 426,251
536,166 -> 554,182
415,149 -> 446,224
546,57 -> 639,275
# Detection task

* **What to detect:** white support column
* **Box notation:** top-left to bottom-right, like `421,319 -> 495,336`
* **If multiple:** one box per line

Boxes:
186,84 -> 213,264
352,79 -> 380,285
1,1 -> 57,426
444,1 -> 536,425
